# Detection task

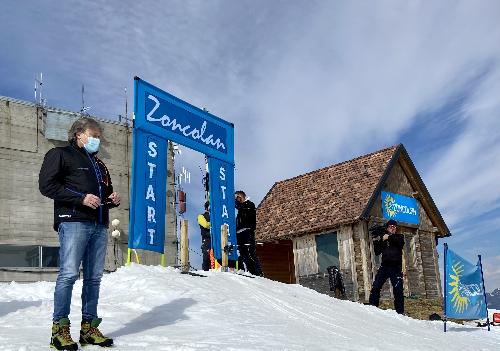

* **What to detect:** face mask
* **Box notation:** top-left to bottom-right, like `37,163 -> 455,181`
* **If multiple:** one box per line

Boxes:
83,136 -> 100,153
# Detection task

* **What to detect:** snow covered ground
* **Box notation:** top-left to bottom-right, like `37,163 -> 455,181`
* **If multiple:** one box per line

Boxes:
0,264 -> 499,351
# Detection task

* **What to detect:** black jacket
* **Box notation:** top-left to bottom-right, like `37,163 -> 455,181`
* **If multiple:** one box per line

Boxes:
236,200 -> 256,232
39,142 -> 117,231
373,233 -> 404,268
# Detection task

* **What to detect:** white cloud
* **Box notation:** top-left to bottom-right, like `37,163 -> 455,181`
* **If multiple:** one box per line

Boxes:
1,1 -> 500,279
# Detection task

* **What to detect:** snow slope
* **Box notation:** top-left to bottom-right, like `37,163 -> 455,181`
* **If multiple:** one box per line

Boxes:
0,264 -> 499,351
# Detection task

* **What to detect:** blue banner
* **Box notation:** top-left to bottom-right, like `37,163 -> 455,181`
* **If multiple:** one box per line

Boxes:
134,78 -> 234,164
128,131 -> 168,253
445,248 -> 487,319
381,191 -> 419,225
130,77 -> 237,261
208,157 -> 237,261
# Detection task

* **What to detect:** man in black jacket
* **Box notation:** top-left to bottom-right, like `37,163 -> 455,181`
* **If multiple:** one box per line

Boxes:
368,219 -> 405,314
235,190 -> 262,276
197,201 -> 211,271
39,117 -> 119,350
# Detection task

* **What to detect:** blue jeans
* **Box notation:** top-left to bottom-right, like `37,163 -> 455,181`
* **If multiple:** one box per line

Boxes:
53,222 -> 108,322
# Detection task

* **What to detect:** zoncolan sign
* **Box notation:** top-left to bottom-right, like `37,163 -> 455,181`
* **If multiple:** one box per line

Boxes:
129,77 -> 237,262
381,191 -> 419,225
146,94 -> 227,152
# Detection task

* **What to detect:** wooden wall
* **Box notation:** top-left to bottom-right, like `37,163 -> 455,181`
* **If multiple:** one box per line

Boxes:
257,240 -> 295,284
351,222 -> 373,301
292,233 -> 349,298
338,225 -> 358,300
293,235 -> 318,277
365,159 -> 442,299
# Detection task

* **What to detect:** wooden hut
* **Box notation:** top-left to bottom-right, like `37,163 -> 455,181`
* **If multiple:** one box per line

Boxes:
255,144 -> 450,301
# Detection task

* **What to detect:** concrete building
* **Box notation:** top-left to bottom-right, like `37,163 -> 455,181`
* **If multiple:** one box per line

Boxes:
0,95 -> 177,282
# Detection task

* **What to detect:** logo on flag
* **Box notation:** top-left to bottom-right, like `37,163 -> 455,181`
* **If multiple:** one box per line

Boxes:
445,247 -> 487,319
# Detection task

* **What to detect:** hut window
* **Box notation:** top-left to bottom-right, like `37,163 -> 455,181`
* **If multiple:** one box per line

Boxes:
315,232 -> 339,273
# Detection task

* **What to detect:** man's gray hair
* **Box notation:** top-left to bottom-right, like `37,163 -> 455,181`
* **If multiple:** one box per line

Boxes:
68,117 -> 102,143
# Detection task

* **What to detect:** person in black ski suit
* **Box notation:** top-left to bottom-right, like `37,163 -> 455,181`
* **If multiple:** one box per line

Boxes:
235,190 -> 263,276
197,201 -> 211,271
368,219 -> 405,314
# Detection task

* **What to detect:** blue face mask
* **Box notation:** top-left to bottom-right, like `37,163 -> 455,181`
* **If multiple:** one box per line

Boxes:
83,136 -> 100,153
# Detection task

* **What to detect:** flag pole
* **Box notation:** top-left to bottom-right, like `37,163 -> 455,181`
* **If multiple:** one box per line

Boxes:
478,254 -> 491,331
443,243 -> 448,332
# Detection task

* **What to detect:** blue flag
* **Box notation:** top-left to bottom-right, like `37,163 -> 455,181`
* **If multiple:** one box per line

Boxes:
445,248 -> 487,319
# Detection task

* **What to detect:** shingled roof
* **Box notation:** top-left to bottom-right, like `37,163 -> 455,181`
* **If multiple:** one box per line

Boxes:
255,144 -> 450,242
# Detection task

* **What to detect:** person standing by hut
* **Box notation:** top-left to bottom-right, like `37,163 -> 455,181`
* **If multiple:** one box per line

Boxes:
235,191 -> 263,276
368,219 -> 405,314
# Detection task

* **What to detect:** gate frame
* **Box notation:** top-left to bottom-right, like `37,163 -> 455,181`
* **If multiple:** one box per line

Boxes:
127,77 -> 238,264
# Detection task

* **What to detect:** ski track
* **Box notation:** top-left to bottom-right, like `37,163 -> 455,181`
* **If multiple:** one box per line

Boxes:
246,283 -> 351,339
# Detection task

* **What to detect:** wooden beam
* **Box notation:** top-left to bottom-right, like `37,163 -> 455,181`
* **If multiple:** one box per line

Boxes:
397,151 -> 450,237
338,224 -> 358,301
358,221 -> 372,302
180,219 -> 189,273
221,224 -> 228,272
430,231 -> 442,297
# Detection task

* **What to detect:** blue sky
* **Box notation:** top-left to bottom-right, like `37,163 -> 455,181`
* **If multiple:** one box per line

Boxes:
1,1 -> 499,290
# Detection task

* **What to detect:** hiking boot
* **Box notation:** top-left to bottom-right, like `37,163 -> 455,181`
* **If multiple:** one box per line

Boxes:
50,317 -> 78,351
79,318 -> 113,347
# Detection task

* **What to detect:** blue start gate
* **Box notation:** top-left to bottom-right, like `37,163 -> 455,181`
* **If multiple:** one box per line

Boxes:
128,77 -> 237,262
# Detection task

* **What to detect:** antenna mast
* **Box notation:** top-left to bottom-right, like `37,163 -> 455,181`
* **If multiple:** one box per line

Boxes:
125,87 -> 128,120
81,84 -> 84,112
80,84 -> 91,115
34,73 -> 46,107
119,87 -> 130,126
